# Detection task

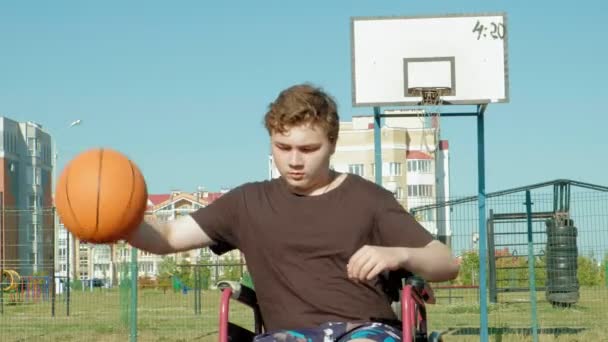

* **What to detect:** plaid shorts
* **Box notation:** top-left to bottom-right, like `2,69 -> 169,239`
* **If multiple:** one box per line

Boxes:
253,321 -> 402,342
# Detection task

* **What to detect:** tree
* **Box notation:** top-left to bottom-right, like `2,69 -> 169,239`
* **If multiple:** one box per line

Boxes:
220,255 -> 242,282
455,250 -> 547,288
455,251 -> 479,286
197,253 -> 212,289
158,256 -> 178,277
577,256 -> 601,286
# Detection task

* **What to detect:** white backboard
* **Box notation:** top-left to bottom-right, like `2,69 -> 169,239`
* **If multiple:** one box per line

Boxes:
351,13 -> 509,106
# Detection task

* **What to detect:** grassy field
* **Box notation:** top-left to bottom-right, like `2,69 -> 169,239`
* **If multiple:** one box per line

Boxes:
0,286 -> 606,341
427,286 -> 608,341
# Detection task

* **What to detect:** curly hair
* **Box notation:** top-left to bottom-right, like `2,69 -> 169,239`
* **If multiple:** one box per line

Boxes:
264,84 -> 340,144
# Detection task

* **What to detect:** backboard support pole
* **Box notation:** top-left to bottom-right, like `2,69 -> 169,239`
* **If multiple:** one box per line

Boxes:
371,103 -> 490,342
373,107 -> 383,186
476,104 -> 489,342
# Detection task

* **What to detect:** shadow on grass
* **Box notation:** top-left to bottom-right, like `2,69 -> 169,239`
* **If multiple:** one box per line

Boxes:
445,326 -> 586,337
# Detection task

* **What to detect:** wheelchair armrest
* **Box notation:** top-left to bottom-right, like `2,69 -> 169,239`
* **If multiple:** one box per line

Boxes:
217,280 -> 258,309
405,276 -> 436,305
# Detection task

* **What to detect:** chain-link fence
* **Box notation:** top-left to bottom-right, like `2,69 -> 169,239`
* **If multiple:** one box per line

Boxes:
1,241 -> 252,341
412,180 -> 608,341
2,182 -> 606,341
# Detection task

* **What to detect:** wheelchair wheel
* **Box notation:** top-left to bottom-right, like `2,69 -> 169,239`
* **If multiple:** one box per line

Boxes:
428,332 -> 443,342
414,332 -> 427,342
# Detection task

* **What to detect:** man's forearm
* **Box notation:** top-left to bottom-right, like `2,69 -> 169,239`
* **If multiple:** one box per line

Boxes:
125,218 -> 175,255
400,241 -> 460,282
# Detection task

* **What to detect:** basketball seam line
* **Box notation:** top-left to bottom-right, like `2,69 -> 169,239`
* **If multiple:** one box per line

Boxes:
118,160 -> 137,235
95,148 -> 104,238
64,164 -> 84,235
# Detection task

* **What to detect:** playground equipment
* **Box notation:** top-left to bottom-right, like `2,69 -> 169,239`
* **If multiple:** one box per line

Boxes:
172,275 -> 190,294
1,270 -> 51,303
1,269 -> 20,292
545,216 -> 579,307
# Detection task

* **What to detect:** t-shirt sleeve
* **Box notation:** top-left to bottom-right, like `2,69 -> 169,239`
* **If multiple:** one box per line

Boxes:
373,189 -> 434,248
189,187 -> 242,255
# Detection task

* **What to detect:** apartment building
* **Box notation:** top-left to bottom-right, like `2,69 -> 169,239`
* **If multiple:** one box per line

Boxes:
0,117 -> 54,276
268,110 -> 451,244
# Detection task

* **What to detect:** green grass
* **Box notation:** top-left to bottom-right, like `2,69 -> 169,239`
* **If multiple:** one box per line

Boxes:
427,286 -> 608,341
0,286 -> 606,341
0,288 -> 254,341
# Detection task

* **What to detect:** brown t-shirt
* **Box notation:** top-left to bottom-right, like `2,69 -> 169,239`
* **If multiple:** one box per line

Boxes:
190,174 -> 433,331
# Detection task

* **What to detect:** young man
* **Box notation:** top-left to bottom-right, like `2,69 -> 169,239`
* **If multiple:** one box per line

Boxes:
127,84 -> 459,341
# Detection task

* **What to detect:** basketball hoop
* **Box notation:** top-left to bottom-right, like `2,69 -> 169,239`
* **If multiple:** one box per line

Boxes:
407,87 -> 451,106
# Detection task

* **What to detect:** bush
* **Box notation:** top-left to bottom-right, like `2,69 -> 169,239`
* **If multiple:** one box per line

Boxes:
578,256 -> 602,286
602,256 -> 607,287
70,279 -> 82,290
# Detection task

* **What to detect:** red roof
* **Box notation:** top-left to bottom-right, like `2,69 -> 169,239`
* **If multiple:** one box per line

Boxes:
406,151 -> 433,160
146,192 -> 225,210
148,194 -> 170,206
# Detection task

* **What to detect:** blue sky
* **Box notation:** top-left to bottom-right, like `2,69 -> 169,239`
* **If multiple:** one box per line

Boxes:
0,0 -> 606,195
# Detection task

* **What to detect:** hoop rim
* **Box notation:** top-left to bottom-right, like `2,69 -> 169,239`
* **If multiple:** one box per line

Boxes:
407,87 -> 452,96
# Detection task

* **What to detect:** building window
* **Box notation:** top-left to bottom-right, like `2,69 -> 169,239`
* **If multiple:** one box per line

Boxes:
414,210 -> 435,222
348,164 -> 364,176
120,248 -> 129,258
43,144 -> 49,163
26,167 -> 33,185
35,168 -> 41,186
407,184 -> 434,198
94,264 -> 109,273
138,262 -> 154,274
28,138 -> 36,156
389,162 -> 401,176
395,187 -> 404,199
28,194 -> 41,208
407,160 -> 432,173
28,224 -> 36,242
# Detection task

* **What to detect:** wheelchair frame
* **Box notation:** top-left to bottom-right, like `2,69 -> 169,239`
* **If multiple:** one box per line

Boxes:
217,276 -> 442,342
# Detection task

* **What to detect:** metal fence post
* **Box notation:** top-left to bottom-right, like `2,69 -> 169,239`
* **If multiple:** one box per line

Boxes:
130,247 -> 138,342
66,226 -> 70,316
525,190 -> 539,342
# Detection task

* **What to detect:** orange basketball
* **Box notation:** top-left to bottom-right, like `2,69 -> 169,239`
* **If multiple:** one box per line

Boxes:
55,148 -> 148,243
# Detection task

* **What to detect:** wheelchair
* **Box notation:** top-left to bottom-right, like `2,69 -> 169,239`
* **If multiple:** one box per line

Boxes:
217,271 -> 443,342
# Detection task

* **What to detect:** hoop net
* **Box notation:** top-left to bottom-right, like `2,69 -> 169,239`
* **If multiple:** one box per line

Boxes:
407,87 -> 450,158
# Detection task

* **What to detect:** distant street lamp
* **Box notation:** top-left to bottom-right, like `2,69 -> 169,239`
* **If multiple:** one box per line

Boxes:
52,120 -> 82,284
53,119 -> 82,186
